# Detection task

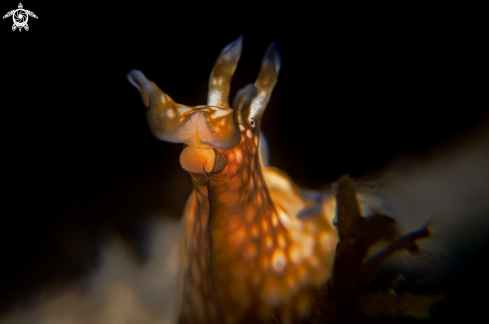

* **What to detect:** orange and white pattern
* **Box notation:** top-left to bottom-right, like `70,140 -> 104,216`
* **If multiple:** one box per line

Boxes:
128,36 -> 339,324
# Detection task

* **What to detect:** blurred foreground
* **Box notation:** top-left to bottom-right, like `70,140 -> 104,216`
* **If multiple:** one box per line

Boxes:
0,220 -> 183,324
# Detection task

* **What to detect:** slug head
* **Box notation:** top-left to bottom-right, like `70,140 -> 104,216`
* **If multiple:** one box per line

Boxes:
127,36 -> 281,177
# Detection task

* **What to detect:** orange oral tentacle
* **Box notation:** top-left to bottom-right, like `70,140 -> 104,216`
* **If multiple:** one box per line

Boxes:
180,146 -> 216,174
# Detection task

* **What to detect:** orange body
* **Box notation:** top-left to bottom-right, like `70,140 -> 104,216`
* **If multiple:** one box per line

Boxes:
128,36 -> 339,324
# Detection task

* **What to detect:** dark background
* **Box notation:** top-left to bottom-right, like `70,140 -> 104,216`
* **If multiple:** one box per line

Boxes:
1,2 -> 488,320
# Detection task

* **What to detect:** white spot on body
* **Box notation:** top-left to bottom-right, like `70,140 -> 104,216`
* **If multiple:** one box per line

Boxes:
300,234 -> 315,259
167,109 -> 175,118
277,208 -> 303,230
277,233 -> 287,248
178,107 -> 192,114
212,108 -> 231,118
235,151 -> 242,163
289,245 -> 302,264
272,214 -> 279,227
256,195 -> 262,205
320,232 -> 335,249
265,235 -> 273,250
271,249 -> 287,274
246,129 -> 252,138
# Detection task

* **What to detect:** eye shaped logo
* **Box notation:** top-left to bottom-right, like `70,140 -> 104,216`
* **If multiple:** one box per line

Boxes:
2,3 -> 38,32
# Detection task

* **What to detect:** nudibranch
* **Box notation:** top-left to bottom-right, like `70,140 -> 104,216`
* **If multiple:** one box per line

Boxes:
128,36 -> 339,324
